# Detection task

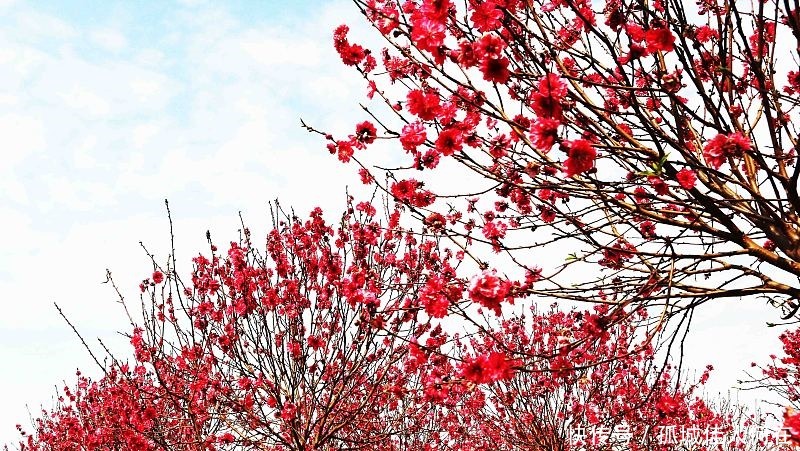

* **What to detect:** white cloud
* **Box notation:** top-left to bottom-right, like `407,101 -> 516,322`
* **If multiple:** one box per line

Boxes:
73,135 -> 99,169
0,92 -> 19,106
134,48 -> 166,67
90,28 -> 128,53
176,0 -> 208,7
14,10 -> 76,40
43,176 -> 117,211
237,30 -> 324,68
33,56 -> 177,119
131,121 -> 165,149
0,114 -> 44,161
0,42 -> 47,89
60,85 -> 111,116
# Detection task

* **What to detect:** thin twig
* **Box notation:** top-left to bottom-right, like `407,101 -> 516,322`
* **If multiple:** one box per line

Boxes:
53,302 -> 106,375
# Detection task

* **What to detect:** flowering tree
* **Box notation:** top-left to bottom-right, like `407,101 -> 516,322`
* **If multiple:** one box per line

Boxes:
317,2 -> 800,439
15,305 -> 783,450
451,306 -> 786,450
13,200 -> 460,450
318,0 -> 800,321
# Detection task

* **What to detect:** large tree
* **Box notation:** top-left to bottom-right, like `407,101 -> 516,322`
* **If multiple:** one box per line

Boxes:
318,0 -> 800,323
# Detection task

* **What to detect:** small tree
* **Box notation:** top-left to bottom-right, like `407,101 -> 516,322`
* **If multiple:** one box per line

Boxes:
14,200 -> 460,450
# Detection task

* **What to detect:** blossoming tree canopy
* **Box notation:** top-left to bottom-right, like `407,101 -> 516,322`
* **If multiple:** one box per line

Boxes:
19,287 -> 759,449
448,307 -> 748,450
320,0 -> 800,320
16,202 -> 472,450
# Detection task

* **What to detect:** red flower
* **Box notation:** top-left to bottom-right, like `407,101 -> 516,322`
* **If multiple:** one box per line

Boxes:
411,190 -> 436,208
618,44 -> 649,64
702,132 -> 751,169
540,206 -> 556,223
335,140 -> 355,163
470,1 -> 503,32
152,271 -> 164,284
626,23 -> 646,41
695,25 -> 718,43
419,149 -> 441,169
280,403 -> 297,420
639,220 -> 656,238
354,121 -> 377,145
482,220 -> 507,241
530,118 -> 560,151
400,122 -> 427,151
645,27 -> 675,52
538,73 -> 568,100
333,23 -> 348,42
407,89 -> 441,121
419,275 -> 454,318
477,34 -> 505,58
468,270 -> 511,315
459,351 -> 516,384
531,93 -> 563,121
358,167 -> 374,184
655,393 -> 683,418
423,212 -> 447,232
648,176 -> 669,196
218,433 -> 236,444
391,179 -> 416,199
481,56 -> 511,84
333,25 -> 366,66
410,16 -> 446,54
391,179 -> 436,207
307,335 -> 325,350
454,40 -> 479,67
599,239 -> 635,269
367,2 -> 399,34
485,352 -> 516,381
676,168 -> 697,189
435,127 -> 464,156
788,71 -> 800,94
563,139 -> 597,176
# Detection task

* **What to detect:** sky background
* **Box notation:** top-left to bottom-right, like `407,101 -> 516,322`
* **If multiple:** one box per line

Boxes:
0,0 -> 793,445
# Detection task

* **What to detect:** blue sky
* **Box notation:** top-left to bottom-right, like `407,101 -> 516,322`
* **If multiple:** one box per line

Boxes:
0,0 -> 791,445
